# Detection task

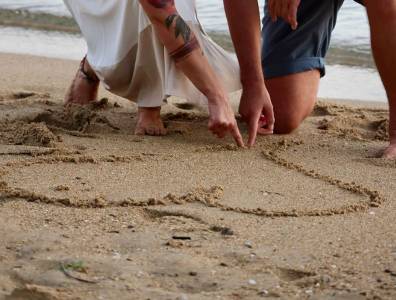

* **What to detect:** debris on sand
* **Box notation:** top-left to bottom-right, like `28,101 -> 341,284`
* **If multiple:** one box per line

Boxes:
0,121 -> 58,147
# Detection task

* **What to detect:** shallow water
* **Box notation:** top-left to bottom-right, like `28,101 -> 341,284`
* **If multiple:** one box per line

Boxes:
0,0 -> 386,102
0,0 -> 370,54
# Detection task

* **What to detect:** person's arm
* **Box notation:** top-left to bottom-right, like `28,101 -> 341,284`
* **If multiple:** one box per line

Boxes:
140,0 -> 244,146
223,0 -> 274,147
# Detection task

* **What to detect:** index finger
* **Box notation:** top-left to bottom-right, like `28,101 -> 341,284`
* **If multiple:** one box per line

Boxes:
247,114 -> 260,147
262,104 -> 275,133
231,123 -> 245,148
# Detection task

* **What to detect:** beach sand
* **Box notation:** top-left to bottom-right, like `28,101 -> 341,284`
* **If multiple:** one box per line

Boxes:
0,53 -> 395,300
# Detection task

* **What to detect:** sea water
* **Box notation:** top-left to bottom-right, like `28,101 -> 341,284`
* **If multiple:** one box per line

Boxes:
0,0 -> 386,102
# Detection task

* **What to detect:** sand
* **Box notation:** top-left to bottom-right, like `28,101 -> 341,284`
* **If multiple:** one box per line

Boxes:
0,53 -> 395,300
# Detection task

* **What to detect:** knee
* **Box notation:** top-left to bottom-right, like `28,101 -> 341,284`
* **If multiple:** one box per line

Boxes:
274,114 -> 303,134
272,102 -> 314,134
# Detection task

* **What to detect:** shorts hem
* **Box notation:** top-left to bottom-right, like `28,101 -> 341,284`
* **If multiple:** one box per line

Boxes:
263,57 -> 326,79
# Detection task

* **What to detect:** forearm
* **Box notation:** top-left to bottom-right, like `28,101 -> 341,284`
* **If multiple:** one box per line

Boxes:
139,0 -> 225,100
223,0 -> 265,87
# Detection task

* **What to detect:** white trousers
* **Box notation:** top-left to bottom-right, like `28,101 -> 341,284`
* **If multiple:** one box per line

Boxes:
63,0 -> 241,107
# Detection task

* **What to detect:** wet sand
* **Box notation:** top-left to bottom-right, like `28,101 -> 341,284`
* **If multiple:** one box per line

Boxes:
0,53 -> 395,300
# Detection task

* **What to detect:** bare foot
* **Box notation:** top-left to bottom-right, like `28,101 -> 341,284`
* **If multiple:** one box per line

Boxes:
382,142 -> 396,159
65,57 -> 99,106
135,107 -> 167,136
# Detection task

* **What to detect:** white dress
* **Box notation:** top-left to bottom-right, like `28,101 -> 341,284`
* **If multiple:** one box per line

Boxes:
63,0 -> 241,107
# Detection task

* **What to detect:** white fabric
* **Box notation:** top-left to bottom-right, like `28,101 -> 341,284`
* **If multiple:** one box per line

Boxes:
64,0 -> 241,107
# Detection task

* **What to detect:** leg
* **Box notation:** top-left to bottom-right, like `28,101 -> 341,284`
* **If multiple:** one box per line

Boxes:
64,57 -> 99,105
265,70 -> 319,134
365,1 -> 396,159
261,0 -> 344,133
135,107 -> 167,136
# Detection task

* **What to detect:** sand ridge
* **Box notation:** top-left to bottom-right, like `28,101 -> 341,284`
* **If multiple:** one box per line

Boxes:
314,101 -> 389,141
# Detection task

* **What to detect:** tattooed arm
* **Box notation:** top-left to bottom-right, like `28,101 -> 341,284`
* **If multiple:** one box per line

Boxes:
139,0 -> 245,146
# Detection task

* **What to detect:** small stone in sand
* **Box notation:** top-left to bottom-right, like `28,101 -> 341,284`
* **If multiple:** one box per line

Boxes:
244,241 -> 253,248
248,279 -> 257,285
258,289 -> 269,296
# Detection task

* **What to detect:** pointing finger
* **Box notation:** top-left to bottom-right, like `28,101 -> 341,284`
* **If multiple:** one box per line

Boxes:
231,123 -> 245,148
263,104 -> 275,133
247,114 -> 260,148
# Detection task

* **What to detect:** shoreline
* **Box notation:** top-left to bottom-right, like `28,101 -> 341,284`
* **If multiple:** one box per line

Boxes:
0,8 -> 375,68
0,50 -> 387,103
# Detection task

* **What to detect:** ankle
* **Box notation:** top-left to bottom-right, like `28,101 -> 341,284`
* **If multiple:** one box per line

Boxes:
138,107 -> 161,116
80,57 -> 99,82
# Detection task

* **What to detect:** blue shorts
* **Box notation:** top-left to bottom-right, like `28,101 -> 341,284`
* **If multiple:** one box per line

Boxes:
262,0 -> 364,79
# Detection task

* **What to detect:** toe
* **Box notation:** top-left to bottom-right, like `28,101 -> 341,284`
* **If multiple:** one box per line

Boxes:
134,126 -> 146,136
155,127 -> 163,136
146,127 -> 156,136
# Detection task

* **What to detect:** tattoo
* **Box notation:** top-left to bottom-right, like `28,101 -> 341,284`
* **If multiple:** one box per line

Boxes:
148,0 -> 174,9
147,0 -> 191,43
146,0 -> 200,60
165,14 -> 191,42
169,36 -> 200,63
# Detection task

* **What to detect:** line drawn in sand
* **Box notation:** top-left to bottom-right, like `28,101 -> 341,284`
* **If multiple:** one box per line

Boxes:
0,143 -> 385,217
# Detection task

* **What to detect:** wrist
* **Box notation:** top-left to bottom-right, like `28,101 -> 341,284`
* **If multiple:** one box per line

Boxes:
240,63 -> 265,87
240,73 -> 266,91
241,78 -> 268,98
205,89 -> 227,105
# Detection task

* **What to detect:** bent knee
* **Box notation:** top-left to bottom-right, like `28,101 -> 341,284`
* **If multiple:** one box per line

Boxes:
274,117 -> 303,134
273,105 -> 314,134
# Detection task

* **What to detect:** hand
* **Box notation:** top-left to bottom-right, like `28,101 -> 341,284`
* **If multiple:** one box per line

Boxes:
239,83 -> 275,147
208,96 -> 245,147
268,0 -> 301,30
